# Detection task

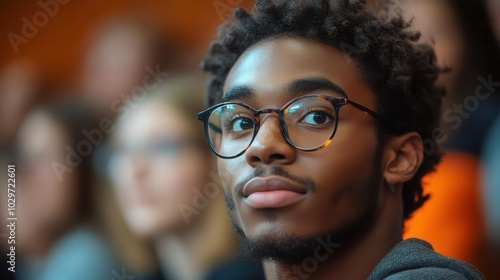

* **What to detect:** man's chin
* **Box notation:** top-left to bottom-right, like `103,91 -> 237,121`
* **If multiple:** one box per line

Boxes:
231,209 -> 377,263
228,208 -> 363,263
240,232 -> 324,263
236,228 -> 344,263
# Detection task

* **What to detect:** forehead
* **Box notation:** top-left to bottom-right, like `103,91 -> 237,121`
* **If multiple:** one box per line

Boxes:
223,37 -> 374,104
115,102 -> 191,144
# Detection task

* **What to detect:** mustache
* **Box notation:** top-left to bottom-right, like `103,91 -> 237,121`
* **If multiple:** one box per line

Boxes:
233,165 -> 316,197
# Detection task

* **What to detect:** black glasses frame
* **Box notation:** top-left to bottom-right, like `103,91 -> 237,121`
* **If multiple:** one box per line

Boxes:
198,94 -> 395,159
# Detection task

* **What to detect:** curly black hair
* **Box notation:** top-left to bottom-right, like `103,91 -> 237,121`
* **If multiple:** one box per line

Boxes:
201,0 -> 445,221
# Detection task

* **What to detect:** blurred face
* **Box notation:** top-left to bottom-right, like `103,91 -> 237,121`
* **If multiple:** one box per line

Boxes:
80,27 -> 151,112
218,38 -> 384,261
401,0 -> 465,97
16,112 -> 78,254
111,102 -> 209,237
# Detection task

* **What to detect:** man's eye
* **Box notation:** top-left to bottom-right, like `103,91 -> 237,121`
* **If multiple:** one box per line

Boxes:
301,111 -> 332,125
231,117 -> 254,132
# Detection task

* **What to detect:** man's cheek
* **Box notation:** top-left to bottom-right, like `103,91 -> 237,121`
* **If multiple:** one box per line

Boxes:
217,167 -> 239,214
216,160 -> 232,189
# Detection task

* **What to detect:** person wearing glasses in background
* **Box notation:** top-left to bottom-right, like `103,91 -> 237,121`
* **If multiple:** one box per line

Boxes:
198,0 -> 485,279
108,76 -> 265,280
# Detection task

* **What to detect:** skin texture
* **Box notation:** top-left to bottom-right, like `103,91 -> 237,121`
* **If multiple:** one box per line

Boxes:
218,37 -> 424,279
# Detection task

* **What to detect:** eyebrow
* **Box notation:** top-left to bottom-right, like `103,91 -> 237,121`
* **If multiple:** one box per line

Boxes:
222,85 -> 254,102
287,78 -> 348,98
221,77 -> 348,103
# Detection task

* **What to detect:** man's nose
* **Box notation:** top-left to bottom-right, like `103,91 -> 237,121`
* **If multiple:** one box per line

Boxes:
244,116 -> 296,166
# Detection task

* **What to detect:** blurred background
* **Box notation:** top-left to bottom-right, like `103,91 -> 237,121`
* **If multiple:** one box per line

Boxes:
0,0 -> 499,279
0,0 -> 252,89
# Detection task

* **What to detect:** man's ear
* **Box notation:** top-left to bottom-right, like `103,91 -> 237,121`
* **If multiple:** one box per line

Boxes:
382,132 -> 424,186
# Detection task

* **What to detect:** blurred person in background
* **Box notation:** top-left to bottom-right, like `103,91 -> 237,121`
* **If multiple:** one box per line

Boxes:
77,16 -> 175,118
12,99 -> 117,280
400,0 -> 500,155
0,61 -> 44,278
399,0 -> 500,277
108,75 -> 265,280
481,113 -> 500,280
482,0 -> 500,277
0,60 -> 43,152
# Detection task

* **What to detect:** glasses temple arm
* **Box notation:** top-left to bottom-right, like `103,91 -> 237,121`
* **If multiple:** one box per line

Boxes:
345,99 -> 399,133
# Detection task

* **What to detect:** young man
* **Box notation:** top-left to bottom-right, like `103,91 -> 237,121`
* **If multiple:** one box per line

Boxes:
198,0 -> 485,279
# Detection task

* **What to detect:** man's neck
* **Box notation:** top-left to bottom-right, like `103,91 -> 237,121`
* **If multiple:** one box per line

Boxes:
263,195 -> 403,280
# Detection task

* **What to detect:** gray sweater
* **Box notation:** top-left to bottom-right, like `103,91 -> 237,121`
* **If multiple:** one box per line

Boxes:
369,238 -> 484,279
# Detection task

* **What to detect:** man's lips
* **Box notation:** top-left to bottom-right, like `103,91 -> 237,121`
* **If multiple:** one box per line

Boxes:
242,176 -> 307,209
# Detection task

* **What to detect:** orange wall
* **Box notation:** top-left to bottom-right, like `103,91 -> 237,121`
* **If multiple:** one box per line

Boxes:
0,0 -> 253,88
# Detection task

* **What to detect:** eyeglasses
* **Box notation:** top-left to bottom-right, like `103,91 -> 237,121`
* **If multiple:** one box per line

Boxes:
198,94 -> 394,159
